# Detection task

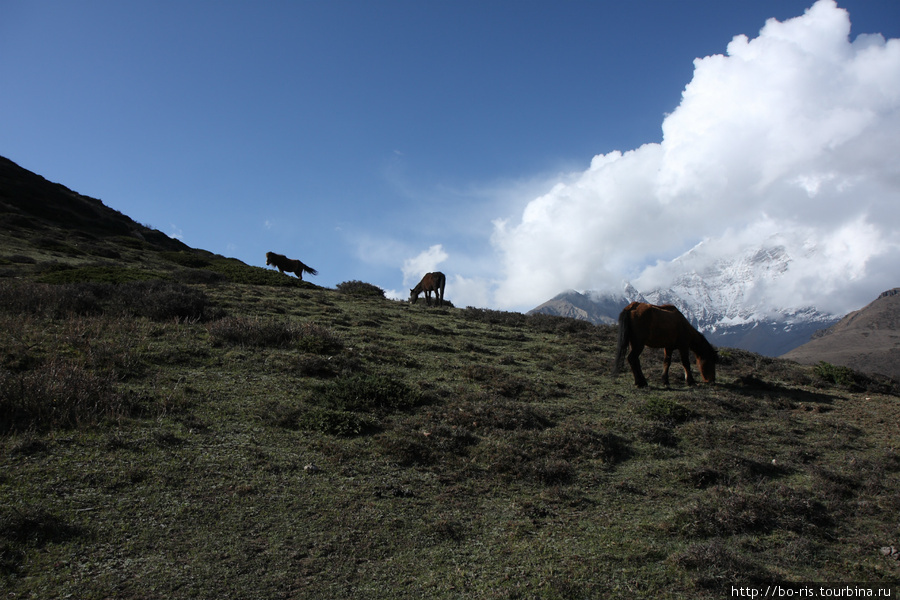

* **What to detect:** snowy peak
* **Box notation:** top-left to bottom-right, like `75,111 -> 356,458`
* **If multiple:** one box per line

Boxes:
529,242 -> 841,356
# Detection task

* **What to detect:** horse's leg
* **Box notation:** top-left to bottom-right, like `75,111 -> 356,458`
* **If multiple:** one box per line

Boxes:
425,290 -> 432,306
662,348 -> 673,387
627,344 -> 648,387
679,345 -> 696,385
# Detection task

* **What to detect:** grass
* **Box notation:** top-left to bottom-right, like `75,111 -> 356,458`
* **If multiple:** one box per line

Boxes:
1,267 -> 899,597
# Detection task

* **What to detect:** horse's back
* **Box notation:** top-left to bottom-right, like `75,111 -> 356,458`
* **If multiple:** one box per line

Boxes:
623,302 -> 691,348
422,272 -> 445,289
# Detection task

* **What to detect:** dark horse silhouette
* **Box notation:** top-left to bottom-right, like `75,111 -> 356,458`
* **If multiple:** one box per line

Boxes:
615,302 -> 717,388
409,272 -> 446,306
266,251 -> 318,280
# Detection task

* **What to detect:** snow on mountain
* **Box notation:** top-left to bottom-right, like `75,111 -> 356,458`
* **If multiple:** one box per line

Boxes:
530,241 -> 841,356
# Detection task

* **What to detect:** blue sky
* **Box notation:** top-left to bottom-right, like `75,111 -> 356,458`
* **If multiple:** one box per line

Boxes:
2,1 -> 899,313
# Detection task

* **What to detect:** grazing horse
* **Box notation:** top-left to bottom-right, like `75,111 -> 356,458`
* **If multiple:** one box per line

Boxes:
409,272 -> 446,306
265,251 -> 318,280
615,302 -> 717,388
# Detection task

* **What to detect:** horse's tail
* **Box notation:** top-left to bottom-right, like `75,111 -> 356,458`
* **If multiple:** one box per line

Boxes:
303,264 -> 318,276
614,307 -> 631,374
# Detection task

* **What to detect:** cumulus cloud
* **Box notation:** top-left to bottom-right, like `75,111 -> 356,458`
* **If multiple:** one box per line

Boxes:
402,244 -> 448,286
489,0 -> 900,315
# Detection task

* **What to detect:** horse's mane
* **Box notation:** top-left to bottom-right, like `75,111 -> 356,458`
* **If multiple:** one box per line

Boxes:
690,329 -> 718,361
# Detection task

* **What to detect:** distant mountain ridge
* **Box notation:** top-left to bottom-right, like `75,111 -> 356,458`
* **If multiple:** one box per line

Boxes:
529,241 -> 842,356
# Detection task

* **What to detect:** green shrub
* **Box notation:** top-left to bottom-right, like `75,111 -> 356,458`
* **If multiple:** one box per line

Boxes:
813,361 -> 858,387
336,280 -> 385,298
317,373 -> 417,413
461,307 -> 527,327
672,539 -> 771,590
0,358 -> 125,432
640,396 -> 692,425
37,266 -> 163,284
118,281 -> 213,321
526,313 -> 596,334
159,251 -> 212,269
297,407 -> 378,436
207,317 -> 340,351
294,322 -> 343,355
376,423 -> 477,466
0,505 -> 86,577
674,484 -> 831,538
0,281 -> 213,321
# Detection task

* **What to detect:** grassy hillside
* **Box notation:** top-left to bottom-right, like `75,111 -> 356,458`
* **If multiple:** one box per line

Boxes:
2,272 -> 899,598
2,159 -> 899,597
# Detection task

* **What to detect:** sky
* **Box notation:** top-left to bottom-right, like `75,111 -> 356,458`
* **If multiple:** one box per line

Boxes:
1,0 -> 898,315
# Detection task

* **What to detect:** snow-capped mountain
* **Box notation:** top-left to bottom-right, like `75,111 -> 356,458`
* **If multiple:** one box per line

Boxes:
529,242 -> 841,356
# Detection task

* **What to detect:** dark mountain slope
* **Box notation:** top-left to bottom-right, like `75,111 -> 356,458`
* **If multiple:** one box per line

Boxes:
782,289 -> 900,381
0,155 -> 303,287
0,156 -> 186,250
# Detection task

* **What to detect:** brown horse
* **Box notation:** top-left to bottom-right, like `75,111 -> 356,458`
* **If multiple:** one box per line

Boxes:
409,272 -> 446,306
266,251 -> 318,280
615,302 -> 717,388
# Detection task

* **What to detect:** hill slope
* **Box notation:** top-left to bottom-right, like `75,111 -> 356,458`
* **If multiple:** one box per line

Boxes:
0,156 -> 311,287
782,289 -> 900,381
2,157 -> 900,597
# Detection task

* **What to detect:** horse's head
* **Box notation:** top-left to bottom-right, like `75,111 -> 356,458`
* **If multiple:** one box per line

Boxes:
409,289 -> 419,304
265,252 -> 273,266
696,351 -> 717,383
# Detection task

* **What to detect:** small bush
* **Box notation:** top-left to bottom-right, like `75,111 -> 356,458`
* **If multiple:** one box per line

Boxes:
336,280 -> 385,298
672,539 -> 771,590
208,317 -> 340,352
159,251 -> 212,269
377,424 -> 477,466
316,373 -> 418,413
461,307 -> 527,327
117,281 -> 213,321
295,322 -> 343,355
538,424 -> 631,465
640,396 -> 692,425
813,361 -> 863,389
526,313 -> 597,335
0,505 -> 86,546
0,505 -> 87,575
674,484 -> 831,538
0,359 -> 125,432
462,365 -> 546,400
208,316 -> 294,347
37,266 -> 162,284
297,407 -> 378,436
0,280 -> 214,321
446,399 -> 553,432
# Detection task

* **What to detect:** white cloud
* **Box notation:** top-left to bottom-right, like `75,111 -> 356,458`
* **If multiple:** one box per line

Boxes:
448,274 -> 492,308
402,244 -> 449,287
488,0 -> 900,315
